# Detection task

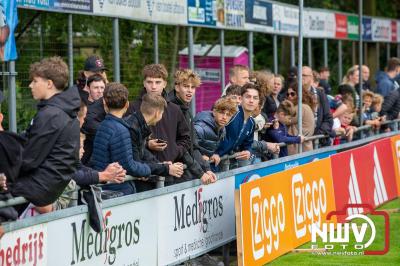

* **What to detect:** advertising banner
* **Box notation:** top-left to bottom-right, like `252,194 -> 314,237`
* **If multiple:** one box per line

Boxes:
272,3 -> 298,36
224,0 -> 244,28
49,199 -> 157,266
244,0 -> 273,32
362,17 -> 372,41
0,0 -> 18,61
390,135 -> 400,195
372,18 -> 391,42
304,10 -> 335,38
335,13 -> 347,39
187,0 -> 219,26
347,15 -> 359,40
17,0 -> 93,13
331,138 -> 398,222
239,158 -> 336,265
234,151 -> 335,189
391,20 -> 397,43
93,0 -> 187,25
0,223 -> 48,266
157,177 -> 235,265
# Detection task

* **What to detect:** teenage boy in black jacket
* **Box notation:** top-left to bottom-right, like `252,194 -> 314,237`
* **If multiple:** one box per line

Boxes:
11,57 -> 80,208
127,64 -> 214,185
125,94 -> 184,192
168,69 -> 217,184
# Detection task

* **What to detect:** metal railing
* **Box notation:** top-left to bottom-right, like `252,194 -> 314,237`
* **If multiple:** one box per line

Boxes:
1,119 -> 399,210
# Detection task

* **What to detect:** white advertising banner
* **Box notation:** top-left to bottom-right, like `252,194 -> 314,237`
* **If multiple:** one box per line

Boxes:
47,198 -> 158,266
93,0 -> 187,25
225,0 -> 245,28
372,18 -> 391,42
272,4 -> 299,36
304,10 -> 336,38
157,177 -> 235,265
0,223 -> 48,266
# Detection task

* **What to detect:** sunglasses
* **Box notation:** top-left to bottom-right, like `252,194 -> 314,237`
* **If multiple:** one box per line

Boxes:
287,92 -> 296,97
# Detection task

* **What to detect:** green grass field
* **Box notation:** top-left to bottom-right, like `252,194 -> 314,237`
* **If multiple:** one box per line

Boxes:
269,198 -> 400,266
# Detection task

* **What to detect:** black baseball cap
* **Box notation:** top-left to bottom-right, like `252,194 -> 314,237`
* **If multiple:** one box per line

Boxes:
84,55 -> 107,72
0,90 -> 4,104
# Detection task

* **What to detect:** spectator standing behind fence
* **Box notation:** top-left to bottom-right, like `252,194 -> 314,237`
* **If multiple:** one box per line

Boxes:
80,57 -> 110,165
380,88 -> 400,132
272,74 -> 285,107
342,65 -> 361,111
355,65 -> 372,92
74,55 -> 108,104
285,82 -> 315,155
333,110 -> 357,145
302,66 -> 334,146
124,94 -> 184,192
194,97 -> 237,171
167,69 -> 217,184
319,67 -> 332,95
9,57 -> 80,210
265,100 -> 305,157
361,91 -> 381,129
375,58 -> 400,97
127,64 -> 192,185
87,74 -> 106,103
252,70 -> 276,118
225,84 -> 242,105
213,83 -> 260,170
92,83 -> 151,195
222,64 -> 250,96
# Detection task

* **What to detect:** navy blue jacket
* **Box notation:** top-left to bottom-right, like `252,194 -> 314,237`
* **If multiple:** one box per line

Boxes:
92,114 -> 151,177
194,111 -> 226,157
376,71 -> 395,97
215,106 -> 255,156
265,122 -> 300,157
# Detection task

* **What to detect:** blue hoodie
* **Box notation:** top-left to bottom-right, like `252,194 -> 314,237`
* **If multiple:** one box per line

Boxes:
376,71 -> 395,97
215,105 -> 255,156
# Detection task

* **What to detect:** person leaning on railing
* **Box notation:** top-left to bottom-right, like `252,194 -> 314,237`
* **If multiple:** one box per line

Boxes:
193,97 -> 237,172
124,94 -> 184,192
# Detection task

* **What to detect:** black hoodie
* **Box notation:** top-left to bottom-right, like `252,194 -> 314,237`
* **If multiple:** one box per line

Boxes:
11,86 -> 81,207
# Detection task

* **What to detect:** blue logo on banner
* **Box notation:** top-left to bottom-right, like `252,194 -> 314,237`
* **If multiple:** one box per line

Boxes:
362,17 -> 372,41
245,0 -> 273,27
187,0 -> 216,26
0,0 -> 18,61
234,151 -> 336,189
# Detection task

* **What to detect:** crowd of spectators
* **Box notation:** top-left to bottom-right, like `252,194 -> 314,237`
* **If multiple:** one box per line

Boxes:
1,54 -> 400,223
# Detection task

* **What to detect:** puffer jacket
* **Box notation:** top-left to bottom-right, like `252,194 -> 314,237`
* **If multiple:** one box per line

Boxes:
11,86 -> 80,207
194,111 -> 225,157
380,89 -> 400,120
215,105 -> 255,156
92,114 -> 151,177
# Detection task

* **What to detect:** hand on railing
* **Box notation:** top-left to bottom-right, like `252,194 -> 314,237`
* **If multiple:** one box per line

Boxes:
99,163 -> 126,183
167,162 -> 184,178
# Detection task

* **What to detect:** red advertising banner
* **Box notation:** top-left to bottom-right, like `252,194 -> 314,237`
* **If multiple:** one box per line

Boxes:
335,13 -> 348,38
391,20 -> 397,42
371,138 -> 398,202
331,137 -> 398,221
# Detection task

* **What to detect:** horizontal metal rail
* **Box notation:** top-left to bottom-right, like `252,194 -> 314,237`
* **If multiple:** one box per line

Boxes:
1,119 -> 399,210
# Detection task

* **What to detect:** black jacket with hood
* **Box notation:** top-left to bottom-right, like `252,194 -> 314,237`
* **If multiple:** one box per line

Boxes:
124,111 -> 170,176
127,88 -> 191,164
11,86 -> 81,206
167,90 -> 211,177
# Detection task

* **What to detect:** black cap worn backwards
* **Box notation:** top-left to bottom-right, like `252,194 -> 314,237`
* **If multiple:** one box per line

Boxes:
84,55 -> 107,72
